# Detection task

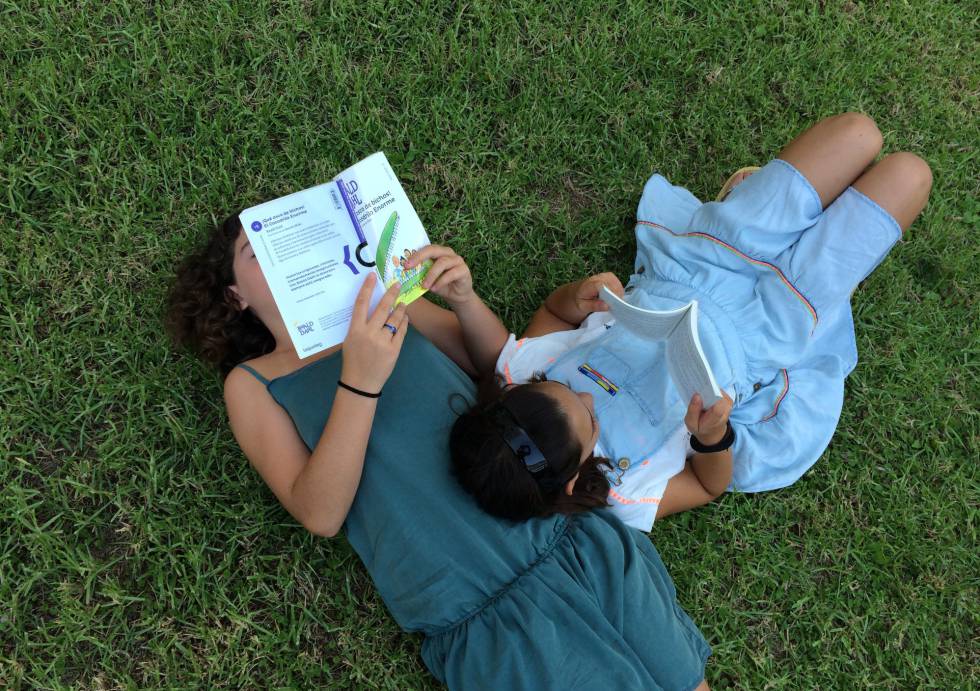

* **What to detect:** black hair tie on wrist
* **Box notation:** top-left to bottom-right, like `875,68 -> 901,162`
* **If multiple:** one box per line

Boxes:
337,380 -> 382,398
690,421 -> 736,453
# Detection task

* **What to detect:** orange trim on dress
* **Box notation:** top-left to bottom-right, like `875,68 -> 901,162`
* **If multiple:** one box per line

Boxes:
635,220 -> 818,331
760,369 -> 789,422
608,488 -> 661,506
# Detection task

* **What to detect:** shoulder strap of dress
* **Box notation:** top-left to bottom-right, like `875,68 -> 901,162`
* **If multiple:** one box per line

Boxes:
235,363 -> 271,387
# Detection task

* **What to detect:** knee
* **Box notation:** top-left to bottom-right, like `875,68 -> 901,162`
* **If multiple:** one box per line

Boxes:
836,112 -> 884,158
881,152 -> 934,195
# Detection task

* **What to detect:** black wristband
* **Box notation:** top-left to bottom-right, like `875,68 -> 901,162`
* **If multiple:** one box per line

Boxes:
337,380 -> 382,399
690,421 -> 735,453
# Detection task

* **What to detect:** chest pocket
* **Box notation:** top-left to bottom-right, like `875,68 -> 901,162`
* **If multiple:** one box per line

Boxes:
574,346 -> 632,414
551,342 -> 683,461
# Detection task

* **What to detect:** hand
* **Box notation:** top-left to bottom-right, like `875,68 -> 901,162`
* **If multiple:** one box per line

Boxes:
340,274 -> 409,393
684,392 -> 734,446
574,272 -> 625,315
405,244 -> 476,306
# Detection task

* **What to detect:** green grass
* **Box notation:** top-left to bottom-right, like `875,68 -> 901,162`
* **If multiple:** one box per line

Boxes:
2,0 -> 977,687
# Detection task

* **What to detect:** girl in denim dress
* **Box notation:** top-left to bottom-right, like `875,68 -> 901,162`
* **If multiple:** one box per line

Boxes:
447,113 -> 932,530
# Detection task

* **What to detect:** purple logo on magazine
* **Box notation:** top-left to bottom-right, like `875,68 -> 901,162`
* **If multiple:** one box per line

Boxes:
251,221 -> 262,232
342,245 -> 359,275
297,321 -> 314,336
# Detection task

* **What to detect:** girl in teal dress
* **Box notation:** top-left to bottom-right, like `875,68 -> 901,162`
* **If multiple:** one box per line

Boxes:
167,215 -> 712,686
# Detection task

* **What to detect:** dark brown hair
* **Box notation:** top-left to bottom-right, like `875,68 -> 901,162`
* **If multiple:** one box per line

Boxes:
165,213 -> 275,376
450,375 -> 611,521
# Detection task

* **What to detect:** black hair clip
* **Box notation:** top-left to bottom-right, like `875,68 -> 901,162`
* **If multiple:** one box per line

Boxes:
488,403 -> 559,490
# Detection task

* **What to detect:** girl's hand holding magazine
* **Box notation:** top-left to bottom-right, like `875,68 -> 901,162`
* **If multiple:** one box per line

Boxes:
408,244 -> 476,305
406,244 -> 510,376
340,274 -> 409,394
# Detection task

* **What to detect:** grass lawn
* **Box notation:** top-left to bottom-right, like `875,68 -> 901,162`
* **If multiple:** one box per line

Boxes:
2,1 -> 977,688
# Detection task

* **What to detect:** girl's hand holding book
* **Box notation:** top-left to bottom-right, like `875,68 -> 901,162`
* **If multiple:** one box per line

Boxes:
340,274 -> 409,394
407,245 -> 476,306
684,392 -> 734,446
573,272 -> 625,318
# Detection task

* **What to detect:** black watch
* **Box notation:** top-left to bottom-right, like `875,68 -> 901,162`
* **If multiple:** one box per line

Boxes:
690,421 -> 736,453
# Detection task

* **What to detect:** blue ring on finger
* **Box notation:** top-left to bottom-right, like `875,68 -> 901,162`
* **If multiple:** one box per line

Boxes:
382,323 -> 397,335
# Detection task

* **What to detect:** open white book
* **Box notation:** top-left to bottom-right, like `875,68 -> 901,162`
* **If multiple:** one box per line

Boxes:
600,286 -> 722,409
238,152 -> 432,358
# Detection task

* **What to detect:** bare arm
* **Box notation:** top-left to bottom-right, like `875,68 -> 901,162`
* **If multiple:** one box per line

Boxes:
657,393 -> 735,519
226,276 -> 409,537
406,298 -> 478,376
655,449 -> 733,518
406,245 -> 509,376
450,296 -> 509,375
226,369 -> 380,536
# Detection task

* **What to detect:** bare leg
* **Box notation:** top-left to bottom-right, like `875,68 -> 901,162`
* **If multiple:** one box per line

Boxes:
778,112 -> 884,209
851,152 -> 933,233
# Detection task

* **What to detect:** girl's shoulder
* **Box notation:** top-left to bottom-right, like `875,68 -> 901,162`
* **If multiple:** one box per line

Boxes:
223,356 -> 275,405
223,351 -> 291,403
225,352 -> 279,386
226,345 -> 344,389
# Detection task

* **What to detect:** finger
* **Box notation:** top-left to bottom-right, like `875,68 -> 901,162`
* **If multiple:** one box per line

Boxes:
422,256 -> 462,289
392,311 -> 410,347
430,264 -> 469,293
384,303 -> 408,336
429,265 -> 468,294
406,244 -> 455,268
702,400 -> 727,428
592,273 -> 624,299
352,273 -> 377,323
420,255 -> 453,286
368,281 -> 402,328
711,394 -> 733,417
579,276 -> 602,300
607,274 -> 626,298
684,394 -> 702,430
715,396 -> 734,423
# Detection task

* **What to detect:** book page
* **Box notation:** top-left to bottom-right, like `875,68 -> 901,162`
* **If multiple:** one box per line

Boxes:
333,152 -> 432,305
600,286 -> 688,340
239,182 -> 386,359
666,303 -> 722,409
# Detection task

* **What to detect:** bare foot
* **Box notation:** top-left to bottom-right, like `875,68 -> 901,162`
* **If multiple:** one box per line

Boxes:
717,167 -> 759,201
728,169 -> 755,190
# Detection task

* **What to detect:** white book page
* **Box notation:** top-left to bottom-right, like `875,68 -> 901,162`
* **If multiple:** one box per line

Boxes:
333,152 -> 432,301
599,286 -> 688,340
239,181 -> 385,359
666,303 -> 722,409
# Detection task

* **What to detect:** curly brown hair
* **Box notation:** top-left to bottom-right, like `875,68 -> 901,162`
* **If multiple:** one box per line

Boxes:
165,212 -> 275,376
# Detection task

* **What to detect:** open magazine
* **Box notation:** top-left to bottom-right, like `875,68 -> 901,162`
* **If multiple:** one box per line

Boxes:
239,152 -> 432,358
600,286 -> 722,408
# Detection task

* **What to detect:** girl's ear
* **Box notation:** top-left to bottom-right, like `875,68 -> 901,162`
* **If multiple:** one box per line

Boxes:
227,285 -> 248,311
564,472 -> 580,496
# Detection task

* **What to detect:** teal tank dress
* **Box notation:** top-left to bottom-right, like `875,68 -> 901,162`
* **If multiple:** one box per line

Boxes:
237,327 -> 710,690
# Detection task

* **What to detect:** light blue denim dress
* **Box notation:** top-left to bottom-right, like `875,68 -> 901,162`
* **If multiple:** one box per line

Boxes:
545,159 -> 902,492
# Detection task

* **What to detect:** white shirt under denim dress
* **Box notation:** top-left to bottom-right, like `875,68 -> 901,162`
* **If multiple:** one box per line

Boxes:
496,158 -> 903,531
